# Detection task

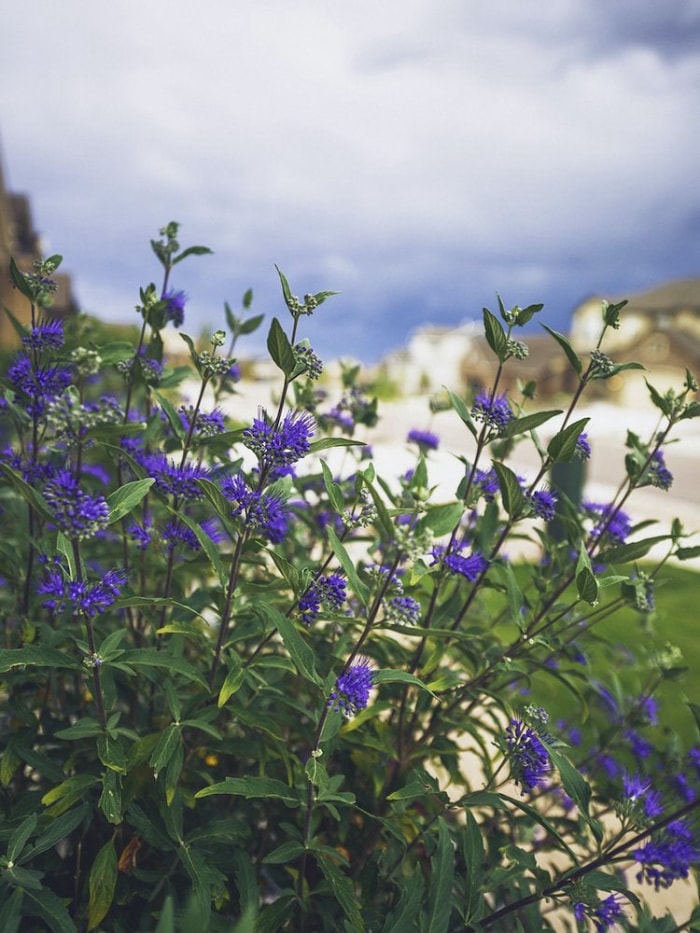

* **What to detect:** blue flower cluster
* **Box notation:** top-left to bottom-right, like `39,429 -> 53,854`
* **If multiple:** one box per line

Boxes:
137,450 -> 209,500
328,658 -> 375,717
504,718 -> 550,794
43,471 -> 110,541
242,410 -> 315,472
221,473 -> 289,543
573,894 -> 625,931
406,428 -> 439,451
634,820 -> 699,890
38,566 -> 127,618
298,573 -> 347,625
471,391 -> 514,435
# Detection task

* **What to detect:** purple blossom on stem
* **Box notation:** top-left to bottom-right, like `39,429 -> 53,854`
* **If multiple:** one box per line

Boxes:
432,543 -> 488,581
473,466 -> 499,501
221,473 -> 289,543
573,894 -> 625,931
162,289 -> 187,327
43,471 -> 110,540
504,718 -> 550,794
8,354 -> 72,418
528,487 -> 557,522
471,391 -> 514,435
242,410 -> 315,472
584,501 -> 632,546
328,657 -> 374,717
574,432 -> 591,461
137,450 -> 209,500
407,429 -> 439,451
298,573 -> 347,625
648,449 -> 673,490
38,567 -> 127,617
634,820 -> 699,890
21,317 -> 65,351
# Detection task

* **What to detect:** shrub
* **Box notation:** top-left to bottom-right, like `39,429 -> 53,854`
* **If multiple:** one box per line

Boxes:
1,225 -> 699,932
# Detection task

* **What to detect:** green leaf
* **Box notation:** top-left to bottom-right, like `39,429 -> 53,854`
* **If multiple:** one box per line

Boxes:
461,810 -> 485,923
106,478 -> 155,524
575,549 -> 599,605
373,669 -> 436,696
21,885 -> 77,933
9,257 -> 34,299
599,534 -> 669,565
218,661 -> 247,708
385,877 -> 425,933
320,460 -> 344,514
149,724 -> 182,772
99,769 -> 123,824
446,389 -> 477,438
425,817 -> 454,933
492,461 -> 524,518
23,804 -> 90,862
0,646 -> 82,673
195,777 -> 302,806
55,717 -> 103,740
261,841 -> 305,864
316,855 -> 364,931
309,436 -> 365,453
482,307 -> 508,362
678,546 -> 700,560
240,312 -> 264,334
548,747 -> 592,820
42,774 -> 100,811
255,603 -> 321,687
541,323 -> 582,374
88,839 -> 118,930
327,526 -> 370,606
175,511 -> 227,587
275,265 -> 295,311
0,463 -> 54,521
7,814 -> 37,862
0,888 -> 23,933
117,650 -> 208,689
547,417 -> 590,463
267,316 -> 296,376
506,409 -> 562,438
416,502 -> 464,537
154,896 -> 175,933
172,244 -> 213,264
152,390 -> 186,441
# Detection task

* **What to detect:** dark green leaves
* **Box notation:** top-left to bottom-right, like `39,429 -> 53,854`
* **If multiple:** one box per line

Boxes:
482,307 -> 508,362
266,317 -> 296,376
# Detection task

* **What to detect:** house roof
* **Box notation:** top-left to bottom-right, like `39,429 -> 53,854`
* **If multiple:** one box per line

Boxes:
587,278 -> 700,313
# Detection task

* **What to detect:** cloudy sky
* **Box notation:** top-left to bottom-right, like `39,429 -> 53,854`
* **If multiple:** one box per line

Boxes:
1,1 -> 699,363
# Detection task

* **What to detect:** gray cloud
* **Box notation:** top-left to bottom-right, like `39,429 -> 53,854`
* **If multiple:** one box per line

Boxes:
1,0 -> 698,361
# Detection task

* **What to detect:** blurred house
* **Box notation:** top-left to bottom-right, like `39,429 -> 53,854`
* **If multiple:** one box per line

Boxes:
0,149 -> 78,348
570,279 -> 700,405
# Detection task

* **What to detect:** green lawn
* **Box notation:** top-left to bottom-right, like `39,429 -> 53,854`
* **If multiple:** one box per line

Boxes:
515,562 -> 700,749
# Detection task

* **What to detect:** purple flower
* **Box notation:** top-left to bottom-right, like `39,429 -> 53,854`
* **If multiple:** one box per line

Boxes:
221,473 -> 289,543
529,487 -> 557,522
298,573 -> 347,625
574,432 -> 591,461
573,894 -> 625,931
473,466 -> 499,502
137,451 -> 209,500
38,567 -> 127,617
242,410 -> 315,472
471,391 -> 514,435
505,718 -> 550,794
635,820 -> 699,890
21,317 -> 65,351
648,449 -> 673,490
43,471 -> 110,541
386,594 -> 421,626
433,543 -> 488,581
407,429 -> 439,451
128,519 -> 152,551
8,354 -> 72,418
162,289 -> 187,327
585,501 -> 632,546
179,405 -> 226,438
328,657 -> 374,717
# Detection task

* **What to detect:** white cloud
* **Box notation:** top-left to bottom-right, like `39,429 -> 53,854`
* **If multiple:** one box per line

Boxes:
1,0 -> 699,360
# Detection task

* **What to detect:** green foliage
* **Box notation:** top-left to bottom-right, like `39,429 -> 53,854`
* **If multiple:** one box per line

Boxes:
0,227 -> 699,932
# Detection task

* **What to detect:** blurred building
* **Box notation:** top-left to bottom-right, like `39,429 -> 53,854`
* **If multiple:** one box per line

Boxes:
0,149 -> 78,348
570,279 -> 700,404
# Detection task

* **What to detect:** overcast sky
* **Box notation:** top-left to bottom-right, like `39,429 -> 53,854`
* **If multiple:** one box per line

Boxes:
2,1 -> 699,363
